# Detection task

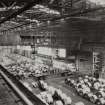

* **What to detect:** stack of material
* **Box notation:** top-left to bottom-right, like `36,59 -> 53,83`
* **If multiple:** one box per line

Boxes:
65,75 -> 105,105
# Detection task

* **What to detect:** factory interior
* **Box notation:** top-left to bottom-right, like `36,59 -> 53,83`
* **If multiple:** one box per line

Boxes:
0,0 -> 105,105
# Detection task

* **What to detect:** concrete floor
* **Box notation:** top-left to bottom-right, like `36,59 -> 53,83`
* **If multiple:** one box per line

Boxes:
45,77 -> 95,105
19,75 -> 96,105
0,76 -> 23,105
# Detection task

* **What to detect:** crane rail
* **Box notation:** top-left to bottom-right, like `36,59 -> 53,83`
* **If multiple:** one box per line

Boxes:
0,65 -> 46,105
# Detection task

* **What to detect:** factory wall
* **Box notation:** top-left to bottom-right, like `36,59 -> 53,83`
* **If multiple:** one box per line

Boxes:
0,19 -> 105,75
77,52 -> 93,74
82,44 -> 105,78
0,33 -> 21,45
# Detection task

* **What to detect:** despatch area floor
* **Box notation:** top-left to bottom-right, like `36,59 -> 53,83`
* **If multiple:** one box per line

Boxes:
0,76 -> 23,105
45,77 -> 95,105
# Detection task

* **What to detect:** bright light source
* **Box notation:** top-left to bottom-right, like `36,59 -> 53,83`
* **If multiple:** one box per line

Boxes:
47,20 -> 50,24
17,15 -> 23,18
26,19 -> 31,21
31,19 -> 38,23
58,49 -> 66,58
87,0 -> 105,6
60,18 -> 65,23
0,8 -> 6,11
12,6 -> 21,9
37,22 -> 40,26
34,4 -> 60,15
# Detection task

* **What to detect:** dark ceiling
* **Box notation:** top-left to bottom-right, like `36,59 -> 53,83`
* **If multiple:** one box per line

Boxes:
0,0 -> 105,38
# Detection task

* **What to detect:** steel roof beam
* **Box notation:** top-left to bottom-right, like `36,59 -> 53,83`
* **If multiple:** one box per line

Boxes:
1,6 -> 105,33
0,0 -> 42,25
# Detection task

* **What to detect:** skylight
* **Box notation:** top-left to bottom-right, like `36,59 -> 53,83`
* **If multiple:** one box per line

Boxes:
87,0 -> 105,6
33,4 -> 60,15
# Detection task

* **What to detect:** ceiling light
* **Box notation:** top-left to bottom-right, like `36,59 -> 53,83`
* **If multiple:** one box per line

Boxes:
26,19 -> 31,21
47,21 -> 50,25
12,6 -> 21,9
17,15 -> 23,18
60,18 -> 65,22
87,0 -> 105,6
0,8 -> 6,11
37,22 -> 40,26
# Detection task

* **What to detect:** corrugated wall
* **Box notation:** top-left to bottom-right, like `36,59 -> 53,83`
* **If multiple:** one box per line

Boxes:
0,33 -> 21,45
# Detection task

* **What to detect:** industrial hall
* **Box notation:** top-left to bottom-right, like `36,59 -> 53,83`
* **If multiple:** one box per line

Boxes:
0,0 -> 105,105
